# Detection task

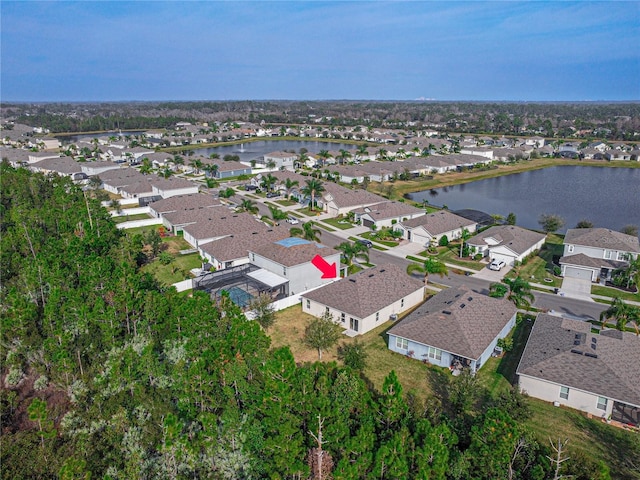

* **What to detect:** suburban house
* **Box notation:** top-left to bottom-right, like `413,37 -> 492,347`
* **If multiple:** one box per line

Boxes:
98,168 -> 150,195
181,210 -> 267,248
352,201 -> 425,229
262,151 -> 298,171
321,183 -> 387,217
560,228 -> 640,282
79,161 -> 122,176
517,314 -> 640,427
301,263 -> 425,335
199,226 -> 289,271
29,156 -> 87,181
387,287 -> 517,373
398,210 -> 478,246
204,159 -> 252,179
249,237 -> 341,296
466,225 -> 546,266
148,193 -> 222,218
151,177 -> 200,199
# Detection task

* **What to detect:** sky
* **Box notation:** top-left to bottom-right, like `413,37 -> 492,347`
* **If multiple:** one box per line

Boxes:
1,1 -> 639,102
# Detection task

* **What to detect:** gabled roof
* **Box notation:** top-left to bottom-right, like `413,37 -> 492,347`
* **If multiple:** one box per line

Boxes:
199,227 -> 290,262
559,253 -> 624,270
564,228 -> 640,254
388,287 -> 517,360
148,193 -> 222,215
322,182 -> 387,209
354,201 -> 424,221
181,210 -> 266,241
467,225 -> 546,255
302,264 -> 424,319
250,238 -> 339,267
517,314 -> 640,407
401,210 -> 476,236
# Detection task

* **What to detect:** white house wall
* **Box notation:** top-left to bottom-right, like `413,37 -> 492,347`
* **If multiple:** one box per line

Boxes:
519,375 -> 613,420
388,334 -> 453,368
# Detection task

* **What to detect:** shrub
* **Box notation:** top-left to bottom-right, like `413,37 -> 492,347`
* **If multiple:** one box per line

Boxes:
34,375 -> 49,391
6,367 -> 23,386
553,266 -> 561,276
439,235 -> 449,247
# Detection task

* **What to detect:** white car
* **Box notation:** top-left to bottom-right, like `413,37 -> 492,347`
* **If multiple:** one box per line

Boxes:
286,217 -> 299,225
488,259 -> 506,271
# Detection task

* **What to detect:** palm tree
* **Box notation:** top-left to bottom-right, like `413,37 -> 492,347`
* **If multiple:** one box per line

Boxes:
406,257 -> 448,284
203,164 -> 219,178
266,159 -> 277,170
238,199 -> 258,214
297,151 -> 310,168
600,297 -> 640,334
301,178 -> 325,212
356,144 -> 368,162
338,149 -> 352,165
268,205 -> 288,224
283,178 -> 299,200
260,173 -> 277,192
290,221 -> 321,242
189,158 -> 203,174
490,276 -> 535,309
459,228 -> 471,258
336,241 -> 369,266
317,149 -> 330,167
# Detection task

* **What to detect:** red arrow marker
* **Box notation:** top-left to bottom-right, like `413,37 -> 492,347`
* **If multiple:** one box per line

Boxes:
311,254 -> 337,279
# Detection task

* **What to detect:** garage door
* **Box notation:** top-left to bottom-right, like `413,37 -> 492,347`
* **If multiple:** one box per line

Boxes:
564,266 -> 593,281
362,218 -> 374,228
491,254 -> 514,267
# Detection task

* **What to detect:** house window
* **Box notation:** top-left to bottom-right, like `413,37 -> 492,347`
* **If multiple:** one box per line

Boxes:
376,312 -> 380,322
604,250 -> 612,259
559,386 -> 569,400
306,299 -> 310,309
350,317 -> 359,332
567,245 -> 574,253
617,252 -> 628,261
283,266 -> 287,275
250,253 -> 255,262
341,312 -> 345,323
396,337 -> 408,350
428,346 -> 442,361
597,396 -> 608,411
401,298 -> 405,308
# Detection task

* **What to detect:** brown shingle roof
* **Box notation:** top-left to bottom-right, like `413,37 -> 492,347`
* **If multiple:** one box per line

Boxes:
251,238 -> 339,267
467,225 -> 546,255
401,210 -> 475,235
149,194 -> 222,215
302,264 -> 424,318
353,201 -> 424,221
388,287 -> 517,360
199,227 -> 290,262
517,314 -> 640,407
322,182 -> 387,209
564,228 -> 640,254
181,210 -> 266,241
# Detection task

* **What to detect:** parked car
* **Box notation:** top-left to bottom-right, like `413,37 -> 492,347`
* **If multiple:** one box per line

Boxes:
244,184 -> 258,191
286,217 -> 299,225
266,191 -> 280,198
488,259 -> 506,271
357,239 -> 373,248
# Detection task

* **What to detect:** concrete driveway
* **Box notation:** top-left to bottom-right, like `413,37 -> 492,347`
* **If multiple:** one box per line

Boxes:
472,264 -> 512,282
559,277 -> 594,302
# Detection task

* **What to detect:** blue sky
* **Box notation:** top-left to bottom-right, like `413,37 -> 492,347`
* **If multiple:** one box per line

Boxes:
2,1 -> 639,101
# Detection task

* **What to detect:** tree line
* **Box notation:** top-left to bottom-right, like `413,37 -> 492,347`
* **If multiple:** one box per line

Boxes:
0,163 -> 617,479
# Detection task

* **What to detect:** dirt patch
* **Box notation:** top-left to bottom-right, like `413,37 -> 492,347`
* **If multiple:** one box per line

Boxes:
1,370 -> 72,434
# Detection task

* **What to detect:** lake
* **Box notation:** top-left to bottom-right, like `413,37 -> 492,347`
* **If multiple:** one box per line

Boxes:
407,166 -> 640,234
193,140 -> 357,163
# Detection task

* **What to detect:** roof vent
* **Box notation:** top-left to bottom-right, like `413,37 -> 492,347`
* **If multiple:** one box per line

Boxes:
442,310 -> 452,315
460,304 -> 466,309
584,352 -> 598,359
570,349 -> 583,355
349,279 -> 356,283
467,297 -> 473,301
573,340 -> 581,345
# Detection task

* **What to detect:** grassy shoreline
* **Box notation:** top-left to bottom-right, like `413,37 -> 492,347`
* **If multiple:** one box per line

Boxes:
383,157 -> 640,199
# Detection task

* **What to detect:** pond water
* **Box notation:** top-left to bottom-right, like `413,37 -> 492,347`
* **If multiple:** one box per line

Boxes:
407,166 -> 640,234
192,140 -> 357,163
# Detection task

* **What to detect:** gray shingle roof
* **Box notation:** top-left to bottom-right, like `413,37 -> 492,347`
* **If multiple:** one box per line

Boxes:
322,182 -> 387,209
517,314 -> 640,407
301,263 -> 424,318
467,225 -> 546,255
149,194 -> 222,215
182,210 -> 266,241
388,287 -> 517,360
199,227 -> 290,262
401,210 -> 476,235
564,228 -> 640,254
559,253 -> 623,270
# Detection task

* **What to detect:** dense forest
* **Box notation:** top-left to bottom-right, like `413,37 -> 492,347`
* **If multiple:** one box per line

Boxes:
3,101 -> 639,140
0,164 -> 621,479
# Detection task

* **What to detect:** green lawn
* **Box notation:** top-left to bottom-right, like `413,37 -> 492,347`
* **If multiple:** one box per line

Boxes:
506,236 -> 564,288
274,199 -> 298,207
112,213 -> 153,224
140,252 -> 201,286
322,217 -> 357,230
360,231 -> 400,247
591,285 -> 640,302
